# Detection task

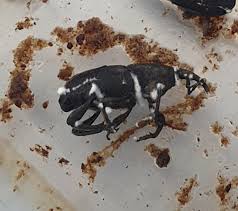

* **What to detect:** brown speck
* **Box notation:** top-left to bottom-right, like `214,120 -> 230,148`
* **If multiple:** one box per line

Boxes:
176,176 -> 198,206
231,20 -> 238,35
67,42 -> 73,49
57,61 -> 74,81
76,34 -> 85,45
79,182 -> 83,188
203,149 -> 208,157
15,17 -> 34,31
42,100 -> 49,109
144,144 -> 170,168
221,135 -> 230,147
225,183 -> 231,193
30,144 -> 51,158
232,127 -> 238,137
48,42 -> 53,47
94,191 -> 98,194
58,157 -> 70,166
211,121 -> 223,134
202,66 -> 208,73
0,99 -> 13,122
57,47 -> 63,56
42,0 -> 48,3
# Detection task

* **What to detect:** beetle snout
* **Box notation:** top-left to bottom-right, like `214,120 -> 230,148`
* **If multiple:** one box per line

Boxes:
58,95 -> 75,112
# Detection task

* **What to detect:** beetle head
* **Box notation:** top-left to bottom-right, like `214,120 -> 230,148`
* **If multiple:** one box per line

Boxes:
58,86 -> 85,112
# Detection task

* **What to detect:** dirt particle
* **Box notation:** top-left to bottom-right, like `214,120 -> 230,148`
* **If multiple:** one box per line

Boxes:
67,42 -> 73,49
79,182 -> 83,188
232,127 -> 238,137
42,100 -> 49,109
58,157 -> 70,166
230,20 -> 238,35
57,61 -> 74,81
221,135 -> 230,147
0,99 -> 13,122
48,42 -> 53,47
203,149 -> 208,157
176,176 -> 198,206
211,121 -> 223,135
144,144 -> 170,168
30,144 -> 52,158
76,34 -> 85,45
42,0 -> 48,3
15,17 -> 34,31
57,47 -> 63,56
7,36 -> 48,110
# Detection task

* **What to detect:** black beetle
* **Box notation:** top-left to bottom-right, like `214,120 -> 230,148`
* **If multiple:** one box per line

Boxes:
58,64 -> 208,142
170,0 -> 236,17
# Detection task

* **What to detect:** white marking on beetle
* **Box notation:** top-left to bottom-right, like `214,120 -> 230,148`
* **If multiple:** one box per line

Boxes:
135,122 -> 139,128
150,107 -> 155,113
157,83 -> 165,89
72,77 -> 97,91
89,83 -> 104,98
105,107 -> 112,114
130,73 -> 144,106
98,103 -> 103,109
189,74 -> 193,79
133,136 -> 138,141
173,66 -> 178,72
75,120 -> 81,127
57,87 -> 70,95
184,73 -> 188,77
150,89 -> 158,100
122,79 -> 127,84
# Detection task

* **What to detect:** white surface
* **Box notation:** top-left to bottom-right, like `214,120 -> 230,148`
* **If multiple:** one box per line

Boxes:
1,0 -> 238,210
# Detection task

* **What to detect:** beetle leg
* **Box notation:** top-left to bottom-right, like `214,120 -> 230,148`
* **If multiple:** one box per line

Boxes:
100,95 -> 136,140
66,95 -> 95,127
72,122 -> 105,136
137,91 -> 165,142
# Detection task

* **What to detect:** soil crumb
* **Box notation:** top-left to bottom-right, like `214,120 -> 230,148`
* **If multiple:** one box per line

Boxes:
232,126 -> 238,137
30,144 -> 52,158
144,144 -> 170,168
58,157 -> 70,166
216,175 -> 238,208
220,135 -> 230,147
52,17 -> 191,68
15,17 -> 34,31
8,36 -> 48,109
230,20 -> 238,35
42,100 -> 49,109
0,99 -> 13,122
211,121 -> 223,135
176,176 -> 198,206
57,61 -> 74,81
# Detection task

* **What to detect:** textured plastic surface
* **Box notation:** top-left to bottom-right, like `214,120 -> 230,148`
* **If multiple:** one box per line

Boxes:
1,0 -> 238,210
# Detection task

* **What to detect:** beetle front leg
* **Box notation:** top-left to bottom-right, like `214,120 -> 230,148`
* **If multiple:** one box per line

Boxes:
137,94 -> 165,142
72,122 -> 105,136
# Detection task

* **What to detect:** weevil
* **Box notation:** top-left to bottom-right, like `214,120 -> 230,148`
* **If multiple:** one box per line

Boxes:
170,0 -> 236,17
58,64 -> 208,142
169,0 -> 236,35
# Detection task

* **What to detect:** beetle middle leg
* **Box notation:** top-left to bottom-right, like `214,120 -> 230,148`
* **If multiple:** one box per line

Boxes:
137,92 -> 165,142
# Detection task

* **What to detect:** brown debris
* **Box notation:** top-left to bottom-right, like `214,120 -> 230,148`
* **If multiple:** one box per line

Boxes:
230,20 -> 238,35
15,17 -> 34,31
30,144 -> 52,158
176,176 -> 198,206
42,100 -> 49,109
0,99 -> 13,122
8,36 -> 48,109
58,157 -> 70,166
220,135 -> 230,147
216,175 -> 238,207
211,121 -> 223,135
232,127 -> 238,137
57,61 -> 74,81
144,144 -> 170,168
81,118 -> 152,183
51,17 -> 191,68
